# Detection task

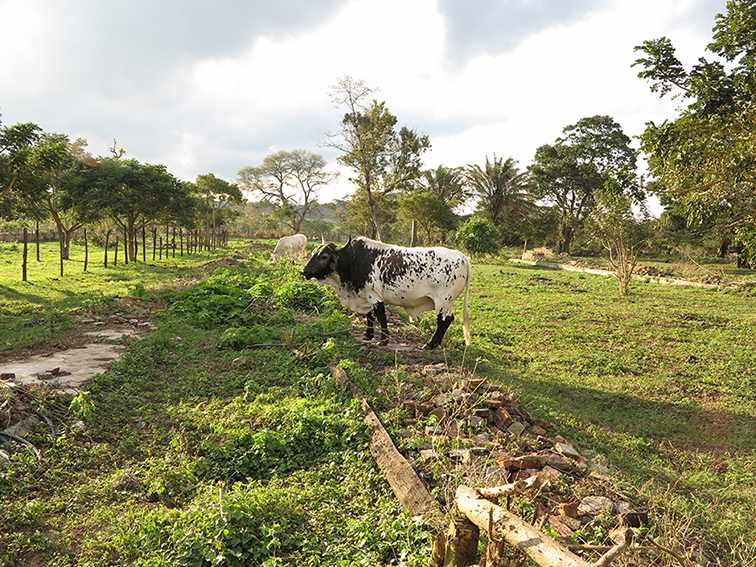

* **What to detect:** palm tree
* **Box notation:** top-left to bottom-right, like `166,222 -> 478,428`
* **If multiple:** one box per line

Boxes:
464,155 -> 531,227
420,165 -> 468,210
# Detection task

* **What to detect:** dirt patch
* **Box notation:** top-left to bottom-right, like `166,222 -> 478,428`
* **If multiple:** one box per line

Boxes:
0,327 -> 137,394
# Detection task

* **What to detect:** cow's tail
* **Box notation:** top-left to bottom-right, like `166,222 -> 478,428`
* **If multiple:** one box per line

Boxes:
462,257 -> 472,346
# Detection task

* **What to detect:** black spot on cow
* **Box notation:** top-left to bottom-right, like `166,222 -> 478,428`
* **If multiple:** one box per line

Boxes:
335,239 -> 380,292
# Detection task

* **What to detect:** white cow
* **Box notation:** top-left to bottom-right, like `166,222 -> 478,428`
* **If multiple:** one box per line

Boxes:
302,237 -> 471,349
271,234 -> 308,261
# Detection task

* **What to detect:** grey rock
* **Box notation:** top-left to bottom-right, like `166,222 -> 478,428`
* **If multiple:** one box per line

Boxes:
507,421 -> 526,437
578,495 -> 614,516
419,448 -> 436,462
473,432 -> 491,445
468,415 -> 485,428
555,441 -> 581,459
424,425 -> 445,436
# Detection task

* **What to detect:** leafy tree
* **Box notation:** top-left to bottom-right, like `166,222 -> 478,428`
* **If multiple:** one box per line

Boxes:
397,190 -> 457,245
91,158 -> 193,260
455,216 -> 499,255
528,116 -> 638,253
329,77 -> 430,240
1,121 -> 45,221
419,165 -> 468,209
464,155 -> 531,243
238,150 -> 334,233
633,0 -> 755,267
25,134 -> 100,259
195,173 -> 243,244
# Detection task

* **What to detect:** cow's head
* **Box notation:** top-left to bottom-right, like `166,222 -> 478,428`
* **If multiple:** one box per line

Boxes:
302,242 -> 339,280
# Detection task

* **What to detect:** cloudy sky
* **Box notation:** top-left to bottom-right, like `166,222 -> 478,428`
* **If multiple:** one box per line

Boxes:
0,0 -> 725,207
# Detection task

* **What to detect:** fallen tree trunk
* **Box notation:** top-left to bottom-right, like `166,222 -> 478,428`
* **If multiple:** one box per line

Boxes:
453,486 -> 631,567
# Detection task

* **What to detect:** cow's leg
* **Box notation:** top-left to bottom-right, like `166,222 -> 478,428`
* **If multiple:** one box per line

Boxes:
374,302 -> 389,345
364,311 -> 375,340
423,312 -> 454,350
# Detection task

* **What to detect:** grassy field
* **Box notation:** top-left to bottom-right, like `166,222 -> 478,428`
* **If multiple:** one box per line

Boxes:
0,239 -> 248,357
434,261 -> 755,562
1,241 -> 754,564
0,249 -> 431,565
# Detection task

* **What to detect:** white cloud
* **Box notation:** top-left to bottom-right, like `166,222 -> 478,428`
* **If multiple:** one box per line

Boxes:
0,0 -> 724,217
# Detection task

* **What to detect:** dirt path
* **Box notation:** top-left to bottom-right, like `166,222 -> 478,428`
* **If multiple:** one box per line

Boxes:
508,258 -> 724,288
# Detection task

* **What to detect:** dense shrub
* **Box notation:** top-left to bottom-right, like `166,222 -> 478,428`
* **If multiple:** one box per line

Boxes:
455,216 -> 500,254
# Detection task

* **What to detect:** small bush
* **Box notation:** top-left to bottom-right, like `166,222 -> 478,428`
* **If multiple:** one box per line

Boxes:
219,325 -> 280,349
455,217 -> 499,254
273,280 -> 335,312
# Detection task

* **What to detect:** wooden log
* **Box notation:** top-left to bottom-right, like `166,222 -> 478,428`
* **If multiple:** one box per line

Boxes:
330,366 -> 444,529
444,517 -> 479,567
593,529 -> 632,567
456,485 -> 587,567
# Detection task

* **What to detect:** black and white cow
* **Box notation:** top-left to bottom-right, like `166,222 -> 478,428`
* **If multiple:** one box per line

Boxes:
302,237 -> 471,349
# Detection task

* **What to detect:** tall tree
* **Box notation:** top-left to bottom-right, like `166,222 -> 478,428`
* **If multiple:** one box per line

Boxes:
633,0 -> 755,264
465,155 -> 531,244
329,77 -> 430,240
528,116 -> 638,253
238,150 -> 334,233
420,165 -> 468,210
91,158 -> 193,261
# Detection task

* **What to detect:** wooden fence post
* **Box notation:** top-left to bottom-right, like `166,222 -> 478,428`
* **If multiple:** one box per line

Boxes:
172,226 -> 176,258
152,227 -> 157,261
133,229 -> 138,262
104,229 -> 110,267
35,220 -> 40,262
114,237 -> 119,266
83,228 -> 88,272
142,225 -> 147,262
123,227 -> 129,265
159,237 -> 163,260
180,228 -> 184,256
22,228 -> 28,282
59,235 -> 64,277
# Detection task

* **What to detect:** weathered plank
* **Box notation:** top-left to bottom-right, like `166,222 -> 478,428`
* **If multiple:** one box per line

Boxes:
330,366 -> 445,529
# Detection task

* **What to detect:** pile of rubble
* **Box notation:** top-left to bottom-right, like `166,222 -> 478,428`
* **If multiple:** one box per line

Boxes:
395,363 -> 646,547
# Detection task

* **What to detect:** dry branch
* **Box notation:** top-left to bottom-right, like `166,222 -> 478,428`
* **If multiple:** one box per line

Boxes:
477,474 -> 545,499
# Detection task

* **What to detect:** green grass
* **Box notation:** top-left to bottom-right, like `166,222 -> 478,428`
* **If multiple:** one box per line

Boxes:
0,239 -> 249,355
0,251 -> 432,566
431,261 -> 755,561
2,240 -> 754,564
